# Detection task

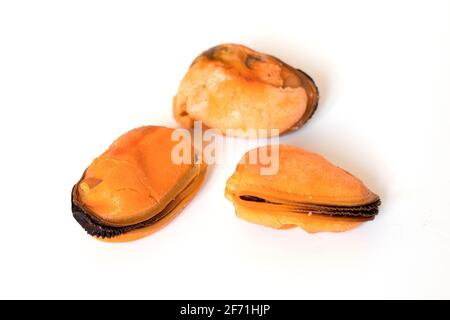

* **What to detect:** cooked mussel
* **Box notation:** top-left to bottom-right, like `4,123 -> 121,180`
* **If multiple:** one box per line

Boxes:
72,126 -> 206,242
225,145 -> 380,233
173,43 -> 319,137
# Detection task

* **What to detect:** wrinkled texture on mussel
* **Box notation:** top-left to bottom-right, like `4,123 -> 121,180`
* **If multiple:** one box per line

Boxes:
173,43 -> 319,138
71,126 -> 206,242
225,145 -> 380,233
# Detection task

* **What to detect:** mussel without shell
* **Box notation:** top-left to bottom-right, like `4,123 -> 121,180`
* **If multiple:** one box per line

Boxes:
173,43 -> 319,137
225,145 -> 380,233
72,126 -> 206,242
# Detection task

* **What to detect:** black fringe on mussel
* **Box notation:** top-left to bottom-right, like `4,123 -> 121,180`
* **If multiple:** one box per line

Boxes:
295,68 -> 319,125
71,186 -> 169,239
239,195 -> 381,220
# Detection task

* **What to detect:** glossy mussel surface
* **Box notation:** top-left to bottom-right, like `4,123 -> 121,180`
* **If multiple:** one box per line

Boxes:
173,43 -> 319,137
225,145 -> 380,233
72,126 -> 206,242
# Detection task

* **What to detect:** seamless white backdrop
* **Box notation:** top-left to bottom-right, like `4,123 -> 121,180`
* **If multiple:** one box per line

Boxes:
0,0 -> 449,299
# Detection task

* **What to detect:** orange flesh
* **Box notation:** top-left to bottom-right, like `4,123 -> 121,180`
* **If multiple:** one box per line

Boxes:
173,44 -> 309,137
233,199 -> 363,233
76,126 -> 202,227
97,163 -> 207,242
225,145 -> 379,233
227,145 -> 379,206
203,44 -> 302,88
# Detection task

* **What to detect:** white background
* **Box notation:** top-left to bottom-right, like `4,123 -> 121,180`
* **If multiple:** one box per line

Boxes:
0,0 -> 449,299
